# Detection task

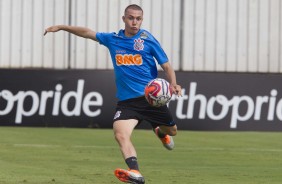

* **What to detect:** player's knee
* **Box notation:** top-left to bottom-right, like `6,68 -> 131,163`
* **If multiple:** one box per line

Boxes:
114,132 -> 129,143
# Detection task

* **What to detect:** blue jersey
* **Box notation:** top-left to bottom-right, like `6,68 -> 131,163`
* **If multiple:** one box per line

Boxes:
96,29 -> 168,101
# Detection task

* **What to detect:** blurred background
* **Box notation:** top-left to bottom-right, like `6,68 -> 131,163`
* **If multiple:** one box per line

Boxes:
1,0 -> 281,72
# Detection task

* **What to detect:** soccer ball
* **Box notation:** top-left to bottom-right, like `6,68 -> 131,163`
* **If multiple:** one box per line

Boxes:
144,78 -> 172,107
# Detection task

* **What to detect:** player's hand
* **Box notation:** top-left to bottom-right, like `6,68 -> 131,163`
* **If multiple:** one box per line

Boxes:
44,26 -> 61,36
171,84 -> 182,97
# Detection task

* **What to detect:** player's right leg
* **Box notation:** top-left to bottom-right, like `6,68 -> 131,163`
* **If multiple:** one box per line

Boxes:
113,119 -> 138,159
115,168 -> 145,184
113,119 -> 145,184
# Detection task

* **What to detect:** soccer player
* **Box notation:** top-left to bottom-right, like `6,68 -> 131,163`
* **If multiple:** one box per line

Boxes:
44,4 -> 182,184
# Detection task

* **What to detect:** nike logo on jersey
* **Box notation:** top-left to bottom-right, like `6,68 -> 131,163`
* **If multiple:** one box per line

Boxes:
115,54 -> 143,66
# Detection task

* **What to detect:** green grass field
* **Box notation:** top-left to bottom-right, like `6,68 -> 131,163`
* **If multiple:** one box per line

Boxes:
0,127 -> 282,184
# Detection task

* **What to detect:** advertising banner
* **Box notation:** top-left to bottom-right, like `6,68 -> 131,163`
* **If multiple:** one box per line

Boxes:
0,69 -> 281,131
0,69 -> 116,128
170,72 -> 282,131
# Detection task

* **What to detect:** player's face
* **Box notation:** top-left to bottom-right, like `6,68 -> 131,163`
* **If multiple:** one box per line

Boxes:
123,9 -> 143,37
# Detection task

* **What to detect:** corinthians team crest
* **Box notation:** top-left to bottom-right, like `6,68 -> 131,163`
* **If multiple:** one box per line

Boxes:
134,38 -> 144,51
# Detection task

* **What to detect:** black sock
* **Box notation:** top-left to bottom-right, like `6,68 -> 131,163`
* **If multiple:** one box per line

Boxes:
125,156 -> 139,171
154,127 -> 166,138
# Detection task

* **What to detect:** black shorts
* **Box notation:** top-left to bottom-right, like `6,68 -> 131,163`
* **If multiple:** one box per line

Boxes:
113,96 -> 176,128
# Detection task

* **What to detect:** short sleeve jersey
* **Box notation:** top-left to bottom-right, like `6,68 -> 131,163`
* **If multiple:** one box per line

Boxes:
96,29 -> 168,101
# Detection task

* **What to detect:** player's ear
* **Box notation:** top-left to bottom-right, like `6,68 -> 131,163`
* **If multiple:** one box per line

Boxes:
122,16 -> 125,22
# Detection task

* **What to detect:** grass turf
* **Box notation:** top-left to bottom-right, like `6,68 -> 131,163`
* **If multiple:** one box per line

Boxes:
0,127 -> 282,184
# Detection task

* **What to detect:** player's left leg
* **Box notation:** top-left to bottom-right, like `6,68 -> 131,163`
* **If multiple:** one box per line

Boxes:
147,104 -> 177,150
154,125 -> 177,150
158,124 -> 177,136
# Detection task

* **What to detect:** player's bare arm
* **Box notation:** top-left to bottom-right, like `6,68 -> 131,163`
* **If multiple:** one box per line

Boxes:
161,62 -> 182,96
44,25 -> 97,41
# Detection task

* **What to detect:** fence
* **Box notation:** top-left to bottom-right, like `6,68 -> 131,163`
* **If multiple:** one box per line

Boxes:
0,0 -> 281,72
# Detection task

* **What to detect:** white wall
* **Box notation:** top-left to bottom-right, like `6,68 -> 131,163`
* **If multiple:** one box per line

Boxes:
182,0 -> 282,73
0,0 -> 70,68
0,0 -> 281,73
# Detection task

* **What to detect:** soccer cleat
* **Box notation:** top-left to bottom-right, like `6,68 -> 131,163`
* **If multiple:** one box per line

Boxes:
154,127 -> 174,150
114,168 -> 145,184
